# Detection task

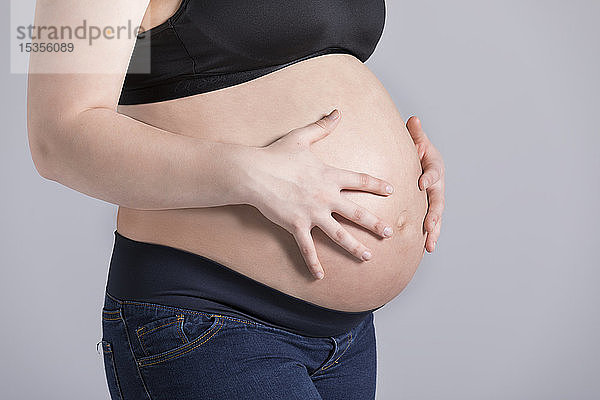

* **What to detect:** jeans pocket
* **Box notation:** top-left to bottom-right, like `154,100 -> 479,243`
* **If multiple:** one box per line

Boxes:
100,340 -> 124,400
135,311 -> 223,368
136,314 -> 187,357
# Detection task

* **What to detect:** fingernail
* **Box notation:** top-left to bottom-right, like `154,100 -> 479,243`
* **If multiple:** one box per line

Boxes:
315,271 -> 324,279
362,251 -> 372,261
386,185 -> 394,194
328,109 -> 340,120
383,226 -> 393,237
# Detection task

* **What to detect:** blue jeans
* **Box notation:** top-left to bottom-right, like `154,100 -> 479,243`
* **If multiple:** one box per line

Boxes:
99,292 -> 377,399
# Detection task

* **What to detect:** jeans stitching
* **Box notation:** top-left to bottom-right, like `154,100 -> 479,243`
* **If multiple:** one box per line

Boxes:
137,331 -> 149,357
114,297 -> 343,339
138,317 -> 221,363
103,316 -> 122,321
137,317 -> 224,367
120,299 -> 262,327
177,316 -> 189,344
320,331 -> 353,371
136,318 -> 181,337
117,308 -> 153,400
102,308 -> 122,321
106,344 -> 125,400
135,315 -> 189,348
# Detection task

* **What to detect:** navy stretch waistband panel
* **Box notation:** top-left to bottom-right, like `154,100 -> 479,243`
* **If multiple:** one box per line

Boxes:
106,231 -> 380,337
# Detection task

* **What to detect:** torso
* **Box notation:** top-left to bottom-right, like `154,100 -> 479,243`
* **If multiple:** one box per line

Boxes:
115,1 -> 428,312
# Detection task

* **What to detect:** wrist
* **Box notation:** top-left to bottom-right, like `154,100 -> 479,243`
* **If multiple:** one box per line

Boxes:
221,143 -> 266,207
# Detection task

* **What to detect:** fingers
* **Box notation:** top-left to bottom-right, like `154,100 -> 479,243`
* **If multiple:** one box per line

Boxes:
419,153 -> 444,191
406,116 -> 443,191
407,115 -> 445,253
332,199 -> 394,239
295,109 -> 342,146
424,183 -> 444,233
293,229 -> 325,280
335,169 -> 394,196
425,215 -> 441,253
417,140 -> 444,191
406,115 -> 429,145
424,183 -> 444,253
317,217 -> 373,262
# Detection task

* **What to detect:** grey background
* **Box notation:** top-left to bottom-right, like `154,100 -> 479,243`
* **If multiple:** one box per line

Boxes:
1,1 -> 599,399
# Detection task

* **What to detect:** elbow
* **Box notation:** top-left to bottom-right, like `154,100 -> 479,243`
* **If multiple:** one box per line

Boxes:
27,116 -> 59,181
27,106 -> 110,182
30,147 -> 56,181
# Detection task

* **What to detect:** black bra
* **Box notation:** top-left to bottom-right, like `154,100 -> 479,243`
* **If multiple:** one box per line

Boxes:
118,0 -> 386,105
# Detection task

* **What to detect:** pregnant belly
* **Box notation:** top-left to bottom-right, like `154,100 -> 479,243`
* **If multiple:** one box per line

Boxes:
116,54 -> 428,312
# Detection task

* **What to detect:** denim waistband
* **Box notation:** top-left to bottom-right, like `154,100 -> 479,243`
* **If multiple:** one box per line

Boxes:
105,230 -> 379,338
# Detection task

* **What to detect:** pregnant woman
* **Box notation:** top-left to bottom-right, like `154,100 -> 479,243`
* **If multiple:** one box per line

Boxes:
27,1 -> 445,399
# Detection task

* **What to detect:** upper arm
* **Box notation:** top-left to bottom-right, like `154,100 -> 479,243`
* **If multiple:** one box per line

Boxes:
27,0 -> 150,173
27,0 -> 150,120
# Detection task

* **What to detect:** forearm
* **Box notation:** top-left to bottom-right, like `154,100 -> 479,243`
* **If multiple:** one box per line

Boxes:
31,107 -> 257,210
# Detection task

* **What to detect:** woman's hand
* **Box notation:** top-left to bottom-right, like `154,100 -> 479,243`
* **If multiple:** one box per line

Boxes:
406,116 -> 445,253
247,109 -> 396,280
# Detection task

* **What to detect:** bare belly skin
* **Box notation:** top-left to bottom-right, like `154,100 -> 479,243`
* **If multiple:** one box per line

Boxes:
116,53 -> 428,312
